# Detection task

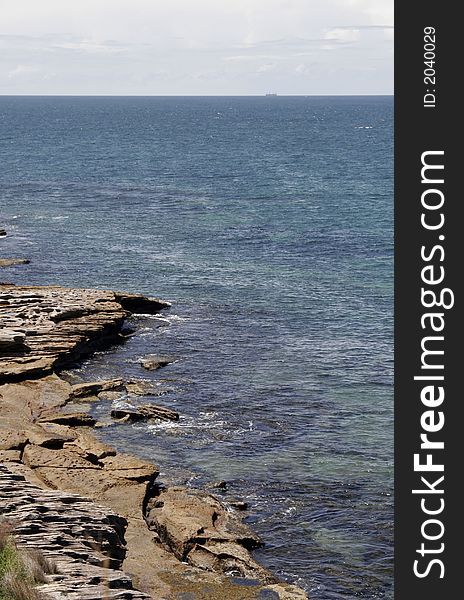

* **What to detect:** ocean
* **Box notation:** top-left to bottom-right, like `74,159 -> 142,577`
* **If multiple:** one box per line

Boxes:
0,96 -> 393,599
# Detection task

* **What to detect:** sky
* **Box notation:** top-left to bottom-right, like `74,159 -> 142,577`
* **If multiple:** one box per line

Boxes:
0,0 -> 393,95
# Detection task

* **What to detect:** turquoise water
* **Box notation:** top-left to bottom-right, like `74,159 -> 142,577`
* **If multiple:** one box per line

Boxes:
0,96 -> 393,598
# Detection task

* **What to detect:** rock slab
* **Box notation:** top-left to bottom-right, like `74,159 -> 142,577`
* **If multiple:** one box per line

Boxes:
0,284 -> 170,383
0,464 -> 150,599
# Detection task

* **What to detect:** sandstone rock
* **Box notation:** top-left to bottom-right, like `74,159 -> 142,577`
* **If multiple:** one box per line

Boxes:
22,444 -> 100,470
125,379 -> 172,397
27,425 -> 75,448
264,584 -> 310,600
99,390 -> 125,401
0,464 -> 151,599
141,355 -> 176,371
0,284 -> 169,383
114,292 -> 171,314
111,404 -> 179,422
71,379 -> 125,399
38,412 -> 96,427
0,449 -> 21,462
69,431 -> 116,461
0,330 -> 30,353
188,540 -> 272,581
0,427 -> 28,450
101,454 -> 159,482
145,486 -> 266,580
0,258 -> 30,268
211,480 -> 228,490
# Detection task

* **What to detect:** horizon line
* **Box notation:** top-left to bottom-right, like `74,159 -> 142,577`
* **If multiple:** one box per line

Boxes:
0,93 -> 393,98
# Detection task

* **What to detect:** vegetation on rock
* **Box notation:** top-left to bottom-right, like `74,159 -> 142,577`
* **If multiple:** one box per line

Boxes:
0,521 -> 55,600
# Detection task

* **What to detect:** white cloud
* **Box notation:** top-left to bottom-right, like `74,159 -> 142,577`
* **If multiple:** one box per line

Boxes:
51,40 -> 126,54
0,0 -> 393,94
325,28 -> 360,43
7,64 -> 40,78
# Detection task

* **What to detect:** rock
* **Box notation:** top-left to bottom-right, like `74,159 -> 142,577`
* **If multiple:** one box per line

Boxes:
0,449 -> 21,462
0,228 -> 7,237
0,258 -> 30,268
99,390 -> 125,401
71,379 -> 124,399
69,431 -> 116,460
101,453 -> 159,482
22,443 -> 100,470
0,284 -> 169,383
0,330 -> 30,353
230,500 -> 249,511
145,486 -> 268,581
27,425 -> 75,448
141,355 -> 176,371
114,292 -> 171,314
0,464 -> 151,599
211,480 -> 228,490
125,379 -> 172,397
111,404 -> 179,422
38,412 -> 96,427
0,428 -> 28,451
264,584 -> 310,600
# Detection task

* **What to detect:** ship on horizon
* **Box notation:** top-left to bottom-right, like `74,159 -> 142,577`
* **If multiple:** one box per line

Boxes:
265,92 -> 278,97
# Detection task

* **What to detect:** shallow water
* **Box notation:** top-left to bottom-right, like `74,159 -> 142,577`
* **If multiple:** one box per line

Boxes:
0,96 -> 393,598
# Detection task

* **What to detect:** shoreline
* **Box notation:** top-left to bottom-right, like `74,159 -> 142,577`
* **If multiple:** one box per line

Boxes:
0,281 -> 307,599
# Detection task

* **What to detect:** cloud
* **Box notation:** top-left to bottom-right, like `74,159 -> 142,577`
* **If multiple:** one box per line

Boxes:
51,39 -> 127,54
0,0 -> 393,95
325,28 -> 360,43
256,63 -> 276,73
7,64 -> 41,79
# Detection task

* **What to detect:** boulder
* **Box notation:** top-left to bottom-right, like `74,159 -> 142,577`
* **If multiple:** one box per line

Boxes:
0,428 -> 28,451
22,444 -> 99,470
145,486 -> 265,579
98,390 -> 125,401
125,379 -> 172,397
0,258 -> 30,268
69,431 -> 116,461
141,355 -> 176,371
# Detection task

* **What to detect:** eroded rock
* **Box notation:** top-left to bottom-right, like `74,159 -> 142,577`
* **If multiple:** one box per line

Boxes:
141,355 -> 176,371
0,284 -> 170,383
125,379 -> 172,397
0,464 -> 150,599
71,379 -> 124,399
38,412 -> 96,427
111,404 -> 179,423
145,486 -> 270,581
114,292 -> 171,314
0,258 -> 30,268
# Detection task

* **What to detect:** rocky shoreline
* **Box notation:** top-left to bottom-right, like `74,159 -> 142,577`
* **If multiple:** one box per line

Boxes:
0,281 -> 307,599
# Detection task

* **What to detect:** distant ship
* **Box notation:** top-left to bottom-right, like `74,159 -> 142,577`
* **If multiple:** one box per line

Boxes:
265,93 -> 278,97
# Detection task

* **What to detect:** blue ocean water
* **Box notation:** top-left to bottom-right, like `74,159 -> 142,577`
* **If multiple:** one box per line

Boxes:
0,96 -> 393,599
